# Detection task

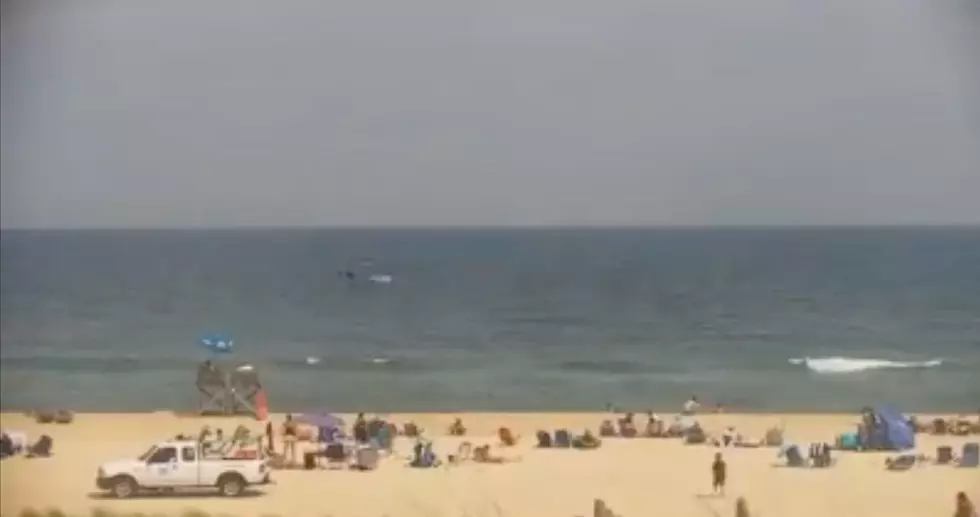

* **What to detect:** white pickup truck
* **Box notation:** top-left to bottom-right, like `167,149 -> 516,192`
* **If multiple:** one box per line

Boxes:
96,440 -> 271,498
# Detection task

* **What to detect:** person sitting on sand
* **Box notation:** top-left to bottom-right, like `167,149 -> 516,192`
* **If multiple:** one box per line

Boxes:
722,426 -> 736,447
473,444 -> 507,463
599,420 -> 616,437
735,497 -> 751,517
574,430 -> 602,449
353,413 -> 368,443
498,427 -> 518,446
645,414 -> 664,437
449,418 -> 467,436
956,492 -> 978,517
619,413 -> 638,437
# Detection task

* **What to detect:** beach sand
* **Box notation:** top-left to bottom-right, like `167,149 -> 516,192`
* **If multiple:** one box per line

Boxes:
1,412 -> 977,517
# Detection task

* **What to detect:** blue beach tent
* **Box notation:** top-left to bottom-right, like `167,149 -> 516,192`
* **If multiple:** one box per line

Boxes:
869,405 -> 915,451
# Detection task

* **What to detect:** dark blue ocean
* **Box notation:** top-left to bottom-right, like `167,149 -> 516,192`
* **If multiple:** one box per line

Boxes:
1,228 -> 978,412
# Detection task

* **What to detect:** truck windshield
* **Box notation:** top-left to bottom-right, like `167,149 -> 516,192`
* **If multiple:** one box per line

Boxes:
138,446 -> 157,461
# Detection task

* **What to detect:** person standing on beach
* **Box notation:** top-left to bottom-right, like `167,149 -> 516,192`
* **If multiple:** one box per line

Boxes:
282,414 -> 298,466
684,396 -> 700,415
712,452 -> 727,496
265,420 -> 274,454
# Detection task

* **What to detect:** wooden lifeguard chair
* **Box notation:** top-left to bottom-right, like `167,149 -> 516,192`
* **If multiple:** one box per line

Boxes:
196,360 -> 261,416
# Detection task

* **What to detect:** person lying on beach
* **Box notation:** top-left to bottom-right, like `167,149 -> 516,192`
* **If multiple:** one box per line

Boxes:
449,418 -> 467,436
956,492 -> 978,517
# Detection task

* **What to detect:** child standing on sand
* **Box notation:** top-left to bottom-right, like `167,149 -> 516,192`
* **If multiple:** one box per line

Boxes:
712,452 -> 727,496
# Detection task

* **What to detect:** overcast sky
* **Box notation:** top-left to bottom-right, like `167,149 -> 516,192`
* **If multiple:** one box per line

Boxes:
1,0 -> 978,228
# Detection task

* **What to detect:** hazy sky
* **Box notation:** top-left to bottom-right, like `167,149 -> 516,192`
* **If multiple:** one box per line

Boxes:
1,0 -> 978,228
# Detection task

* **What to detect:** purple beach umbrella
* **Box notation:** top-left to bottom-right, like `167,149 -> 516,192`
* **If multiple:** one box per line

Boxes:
296,412 -> 345,428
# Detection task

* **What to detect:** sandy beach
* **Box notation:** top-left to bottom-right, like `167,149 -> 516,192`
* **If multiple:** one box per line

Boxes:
1,412 -> 977,517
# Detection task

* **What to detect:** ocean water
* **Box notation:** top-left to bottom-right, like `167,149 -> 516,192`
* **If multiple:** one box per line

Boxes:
1,228 -> 978,413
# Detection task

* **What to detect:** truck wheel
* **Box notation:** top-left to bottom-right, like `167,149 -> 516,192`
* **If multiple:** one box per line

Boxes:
217,473 -> 246,497
110,476 -> 138,498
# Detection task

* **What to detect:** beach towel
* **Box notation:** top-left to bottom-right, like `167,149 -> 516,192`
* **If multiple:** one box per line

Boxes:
554,429 -> 571,448
959,443 -> 979,468
536,430 -> 552,448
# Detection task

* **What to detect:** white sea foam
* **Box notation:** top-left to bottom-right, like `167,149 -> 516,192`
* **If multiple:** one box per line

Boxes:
369,274 -> 393,284
789,356 -> 943,374
305,356 -> 321,365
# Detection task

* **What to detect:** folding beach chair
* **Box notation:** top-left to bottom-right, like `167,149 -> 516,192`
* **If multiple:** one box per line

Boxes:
554,429 -> 571,448
958,443 -> 979,468
536,430 -> 552,448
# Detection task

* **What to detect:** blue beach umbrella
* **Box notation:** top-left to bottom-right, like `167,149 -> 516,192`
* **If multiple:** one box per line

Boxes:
200,333 -> 235,354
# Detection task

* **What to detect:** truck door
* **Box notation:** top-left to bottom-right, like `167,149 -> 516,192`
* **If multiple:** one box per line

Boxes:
171,445 -> 201,486
145,446 -> 180,486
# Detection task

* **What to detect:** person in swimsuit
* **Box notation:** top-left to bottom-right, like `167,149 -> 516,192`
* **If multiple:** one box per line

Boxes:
712,452 -> 727,495
282,414 -> 298,466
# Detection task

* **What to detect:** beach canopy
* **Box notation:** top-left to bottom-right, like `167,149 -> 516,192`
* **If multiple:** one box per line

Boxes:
870,405 -> 915,450
200,333 -> 235,354
296,412 -> 345,429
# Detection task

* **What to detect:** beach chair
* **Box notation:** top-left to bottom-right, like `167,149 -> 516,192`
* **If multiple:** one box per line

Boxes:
885,454 -> 917,471
536,430 -> 552,448
958,443 -> 979,468
324,443 -> 348,469
554,429 -> 571,448
780,444 -> 806,467
26,435 -> 52,458
351,446 -> 379,471
936,445 -> 954,465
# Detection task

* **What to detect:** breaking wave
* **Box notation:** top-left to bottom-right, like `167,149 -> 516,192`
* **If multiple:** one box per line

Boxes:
789,356 -> 943,374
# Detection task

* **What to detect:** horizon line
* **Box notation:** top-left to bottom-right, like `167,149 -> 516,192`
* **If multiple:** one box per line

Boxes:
2,223 -> 979,232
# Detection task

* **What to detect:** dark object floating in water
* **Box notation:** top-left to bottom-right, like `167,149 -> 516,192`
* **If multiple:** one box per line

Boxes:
338,270 -> 356,279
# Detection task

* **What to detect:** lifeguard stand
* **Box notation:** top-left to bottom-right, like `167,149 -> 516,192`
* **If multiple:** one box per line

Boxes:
196,360 -> 262,416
